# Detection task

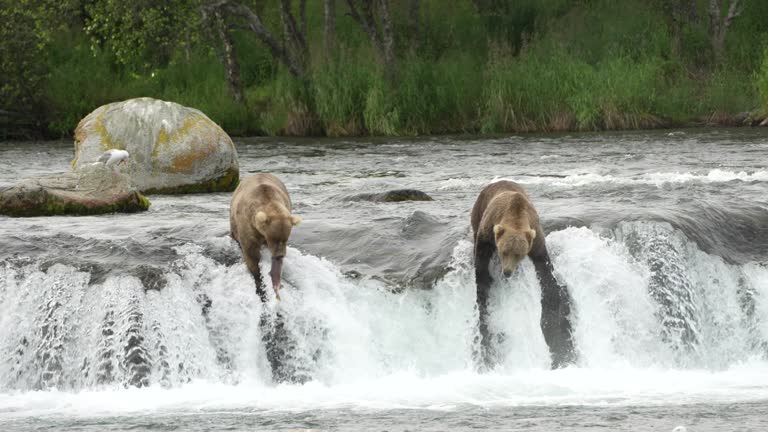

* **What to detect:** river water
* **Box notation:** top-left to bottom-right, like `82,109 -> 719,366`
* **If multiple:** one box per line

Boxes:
0,130 -> 767,431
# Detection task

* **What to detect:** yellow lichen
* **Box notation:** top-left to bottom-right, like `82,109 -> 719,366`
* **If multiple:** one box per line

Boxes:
152,113 -> 210,159
73,108 -> 125,169
156,128 -> 169,149
169,141 -> 218,173
150,113 -> 231,174
92,111 -> 116,151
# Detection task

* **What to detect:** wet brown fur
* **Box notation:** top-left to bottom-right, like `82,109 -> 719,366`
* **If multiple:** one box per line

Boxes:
230,173 -> 300,301
471,180 -> 574,369
472,184 -> 543,272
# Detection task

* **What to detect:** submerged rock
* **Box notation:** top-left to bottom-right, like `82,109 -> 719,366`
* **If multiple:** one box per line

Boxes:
72,97 -> 239,194
348,189 -> 434,203
0,167 -> 150,217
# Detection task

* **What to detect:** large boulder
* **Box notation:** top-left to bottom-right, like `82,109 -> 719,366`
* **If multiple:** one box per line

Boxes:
72,98 -> 239,194
0,166 -> 150,217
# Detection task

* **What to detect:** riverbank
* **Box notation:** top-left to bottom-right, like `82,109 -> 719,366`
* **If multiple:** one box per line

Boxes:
3,1 -> 767,141
4,50 -> 764,140
4,103 -> 766,141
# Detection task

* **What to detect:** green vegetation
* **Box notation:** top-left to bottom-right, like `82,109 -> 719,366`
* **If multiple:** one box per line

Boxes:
2,0 -> 767,139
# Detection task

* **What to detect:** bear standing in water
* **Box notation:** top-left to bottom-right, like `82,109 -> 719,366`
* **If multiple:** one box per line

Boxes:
471,180 -> 575,369
230,173 -> 301,302
230,173 -> 308,383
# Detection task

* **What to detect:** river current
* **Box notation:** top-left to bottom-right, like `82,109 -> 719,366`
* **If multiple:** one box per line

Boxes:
0,129 -> 767,431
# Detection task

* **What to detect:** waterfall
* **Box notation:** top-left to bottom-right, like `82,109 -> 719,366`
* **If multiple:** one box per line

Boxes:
1,223 -> 766,394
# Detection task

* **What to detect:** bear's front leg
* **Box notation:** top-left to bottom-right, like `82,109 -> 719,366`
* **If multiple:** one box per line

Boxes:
251,270 -> 268,303
532,251 -> 576,368
243,246 -> 269,303
474,243 -> 494,369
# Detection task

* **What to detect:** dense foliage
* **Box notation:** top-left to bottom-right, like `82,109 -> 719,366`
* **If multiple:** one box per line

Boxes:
1,0 -> 767,139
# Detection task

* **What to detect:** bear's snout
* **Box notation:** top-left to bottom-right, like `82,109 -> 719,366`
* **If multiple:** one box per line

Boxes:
499,254 -> 523,277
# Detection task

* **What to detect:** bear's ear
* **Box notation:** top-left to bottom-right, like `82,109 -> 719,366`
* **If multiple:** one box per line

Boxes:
525,228 -> 536,244
256,211 -> 269,224
291,215 -> 302,226
493,224 -> 505,237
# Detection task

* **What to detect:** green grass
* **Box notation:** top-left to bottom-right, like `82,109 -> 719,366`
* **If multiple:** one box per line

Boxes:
759,48 -> 768,114
361,53 -> 484,135
264,49 -> 484,136
700,68 -> 759,116
312,51 -> 376,136
11,0 -> 768,139
481,45 -> 669,133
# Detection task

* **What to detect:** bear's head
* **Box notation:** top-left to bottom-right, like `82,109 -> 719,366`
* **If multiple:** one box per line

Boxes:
254,209 -> 301,294
493,224 -> 535,276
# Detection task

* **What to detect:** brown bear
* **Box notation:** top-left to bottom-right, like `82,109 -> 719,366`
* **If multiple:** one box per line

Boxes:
230,173 -> 301,302
471,180 -> 575,369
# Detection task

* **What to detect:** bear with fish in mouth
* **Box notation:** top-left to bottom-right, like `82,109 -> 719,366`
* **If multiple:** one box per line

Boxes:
471,180 -> 575,369
230,173 -> 302,302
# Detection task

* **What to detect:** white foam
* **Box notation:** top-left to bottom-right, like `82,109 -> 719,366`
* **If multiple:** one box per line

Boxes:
437,170 -> 768,190
437,177 -> 495,191
1,224 -> 767,418
2,362 -> 768,417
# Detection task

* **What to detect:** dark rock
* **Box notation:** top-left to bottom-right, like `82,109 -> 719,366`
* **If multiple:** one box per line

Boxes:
734,111 -> 767,126
0,167 -> 150,217
130,265 -> 168,291
202,243 -> 243,267
348,189 -> 434,203
734,112 -> 751,125
343,270 -> 363,279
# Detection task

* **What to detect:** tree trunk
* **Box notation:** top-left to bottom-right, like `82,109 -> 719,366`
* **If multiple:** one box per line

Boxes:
300,0 -> 308,40
708,0 -> 724,63
377,0 -> 396,81
670,16 -> 681,59
279,0 -> 308,68
214,12 -> 244,103
683,0 -> 699,23
408,0 -> 420,51
345,0 -> 385,55
708,0 -> 743,64
345,0 -> 397,80
212,1 -> 305,78
712,30 -> 726,64
324,0 -> 336,56
660,0 -> 697,60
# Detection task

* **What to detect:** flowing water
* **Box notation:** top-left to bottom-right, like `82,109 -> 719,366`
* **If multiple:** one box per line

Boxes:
0,129 -> 767,431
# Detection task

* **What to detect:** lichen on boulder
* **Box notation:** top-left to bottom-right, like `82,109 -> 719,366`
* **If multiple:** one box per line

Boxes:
0,166 -> 150,217
72,97 -> 239,194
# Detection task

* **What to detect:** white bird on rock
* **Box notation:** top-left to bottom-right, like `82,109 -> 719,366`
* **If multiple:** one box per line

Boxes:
95,149 -> 130,166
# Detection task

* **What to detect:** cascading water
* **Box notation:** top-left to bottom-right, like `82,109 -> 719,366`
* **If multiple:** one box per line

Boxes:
1,221 -> 766,393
